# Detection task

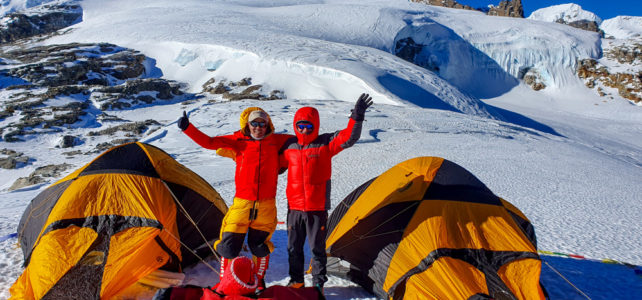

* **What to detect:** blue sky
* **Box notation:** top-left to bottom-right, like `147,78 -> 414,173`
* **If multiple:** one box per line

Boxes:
457,1 -> 641,20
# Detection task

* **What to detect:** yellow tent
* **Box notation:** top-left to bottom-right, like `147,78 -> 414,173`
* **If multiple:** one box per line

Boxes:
326,156 -> 546,300
11,142 -> 227,299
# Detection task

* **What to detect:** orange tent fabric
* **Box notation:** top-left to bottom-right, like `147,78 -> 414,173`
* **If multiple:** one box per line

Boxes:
11,142 -> 227,299
326,156 -> 546,299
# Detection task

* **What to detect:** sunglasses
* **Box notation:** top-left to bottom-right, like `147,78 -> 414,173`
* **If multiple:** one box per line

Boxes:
297,123 -> 314,130
250,121 -> 267,128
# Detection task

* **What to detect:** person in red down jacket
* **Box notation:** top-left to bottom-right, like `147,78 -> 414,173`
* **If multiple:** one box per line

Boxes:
279,93 -> 373,293
177,107 -> 292,293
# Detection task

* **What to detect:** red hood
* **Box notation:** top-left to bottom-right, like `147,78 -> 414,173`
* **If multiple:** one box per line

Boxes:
293,106 -> 319,145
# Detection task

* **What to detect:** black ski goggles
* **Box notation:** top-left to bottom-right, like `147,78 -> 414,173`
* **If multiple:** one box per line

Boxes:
250,121 -> 267,128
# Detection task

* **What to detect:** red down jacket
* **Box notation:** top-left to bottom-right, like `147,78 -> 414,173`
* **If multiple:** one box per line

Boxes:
280,106 -> 363,211
183,107 -> 291,201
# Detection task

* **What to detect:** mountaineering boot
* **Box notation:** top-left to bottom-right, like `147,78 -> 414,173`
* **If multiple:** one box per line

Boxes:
253,254 -> 269,293
286,279 -> 304,288
254,278 -> 265,295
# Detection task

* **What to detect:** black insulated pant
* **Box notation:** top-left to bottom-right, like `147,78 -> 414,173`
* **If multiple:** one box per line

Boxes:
287,210 -> 328,286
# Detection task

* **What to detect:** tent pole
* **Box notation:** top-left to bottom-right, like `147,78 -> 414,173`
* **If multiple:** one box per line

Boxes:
162,180 -> 221,261
163,228 -> 220,276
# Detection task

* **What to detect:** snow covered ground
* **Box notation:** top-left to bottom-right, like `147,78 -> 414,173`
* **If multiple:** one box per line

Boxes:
1,0 -> 641,299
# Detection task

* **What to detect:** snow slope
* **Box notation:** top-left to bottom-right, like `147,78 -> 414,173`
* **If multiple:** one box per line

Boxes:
528,3 -> 602,24
1,0 -> 641,299
426,6 -> 601,92
601,16 -> 642,39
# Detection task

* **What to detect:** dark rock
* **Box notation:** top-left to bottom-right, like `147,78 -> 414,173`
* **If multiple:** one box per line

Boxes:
96,78 -> 184,109
0,157 -> 17,169
59,135 -> 79,148
202,78 -> 229,94
577,58 -> 641,103
180,99 -> 199,105
124,79 -> 182,99
1,149 -> 19,156
97,113 -> 125,122
91,142 -> 115,154
232,78 -> 252,87
9,163 -> 72,191
606,43 -> 642,65
488,0 -> 524,18
111,138 -> 138,145
9,176 -> 45,191
3,130 -> 25,142
3,44 -> 148,88
519,67 -> 547,91
0,2 -> 82,43
212,82 -> 229,94
267,90 -> 285,100
409,0 -> 475,11
394,37 -> 439,72
241,85 -> 262,95
566,20 -> 603,36
202,77 -> 217,93
554,19 -> 604,36
88,120 -> 161,136
223,85 -> 266,100
0,42 -> 194,143
62,150 -> 82,156
523,74 -> 546,91
33,163 -> 72,177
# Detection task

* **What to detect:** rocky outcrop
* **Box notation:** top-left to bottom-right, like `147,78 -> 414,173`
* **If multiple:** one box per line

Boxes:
409,0 -> 475,11
411,0 -> 523,18
57,135 -> 79,148
577,59 -> 641,104
9,175 -> 45,191
94,78 -> 185,110
202,77 -> 285,101
564,20 -> 603,36
488,0 -> 524,18
88,120 -> 161,137
577,40 -> 642,104
0,1 -> 82,43
0,43 -> 190,142
519,67 -> 547,91
605,43 -> 642,65
9,163 -> 72,191
2,43 -> 148,87
0,149 -> 30,169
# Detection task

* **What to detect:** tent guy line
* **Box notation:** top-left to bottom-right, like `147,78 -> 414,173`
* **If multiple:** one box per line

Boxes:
2,229 -> 641,270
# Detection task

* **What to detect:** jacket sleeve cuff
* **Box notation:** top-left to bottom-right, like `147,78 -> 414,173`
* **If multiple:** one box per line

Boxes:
350,110 -> 364,121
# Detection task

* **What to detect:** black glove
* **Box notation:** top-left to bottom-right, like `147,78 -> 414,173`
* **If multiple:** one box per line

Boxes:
177,111 -> 189,131
350,93 -> 373,121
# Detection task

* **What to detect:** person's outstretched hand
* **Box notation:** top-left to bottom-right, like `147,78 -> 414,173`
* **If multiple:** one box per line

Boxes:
351,93 -> 373,121
178,111 -> 189,131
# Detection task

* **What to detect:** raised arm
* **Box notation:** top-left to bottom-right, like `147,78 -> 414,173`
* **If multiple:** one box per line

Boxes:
178,111 -> 238,150
328,93 -> 373,154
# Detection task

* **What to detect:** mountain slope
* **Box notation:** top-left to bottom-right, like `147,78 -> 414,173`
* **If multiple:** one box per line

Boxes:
1,0 -> 641,299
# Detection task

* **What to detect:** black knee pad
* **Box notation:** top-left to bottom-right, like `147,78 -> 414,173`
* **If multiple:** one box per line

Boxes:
216,232 -> 245,258
247,228 -> 271,257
